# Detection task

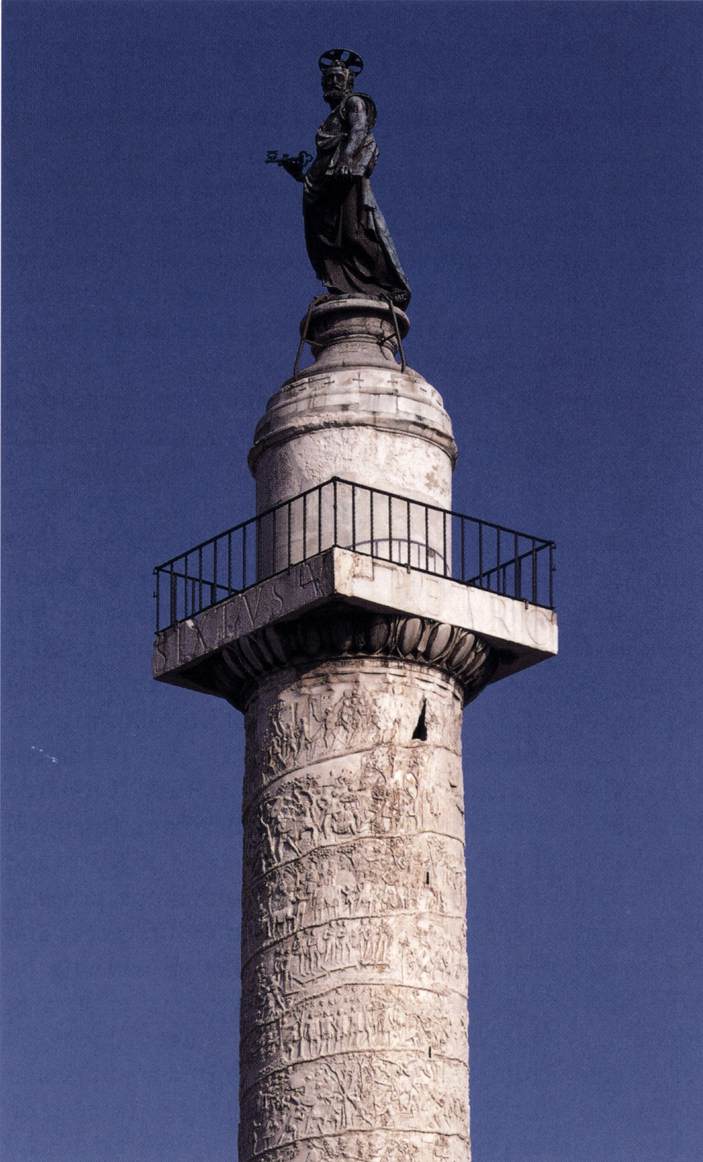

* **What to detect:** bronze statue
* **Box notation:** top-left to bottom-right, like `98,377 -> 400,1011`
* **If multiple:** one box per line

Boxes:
271,49 -> 411,309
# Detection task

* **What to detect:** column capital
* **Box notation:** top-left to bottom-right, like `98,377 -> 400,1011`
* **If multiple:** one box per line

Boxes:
211,605 -> 496,709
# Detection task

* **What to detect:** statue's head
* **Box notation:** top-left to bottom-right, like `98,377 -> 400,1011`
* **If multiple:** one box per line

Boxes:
319,48 -> 363,106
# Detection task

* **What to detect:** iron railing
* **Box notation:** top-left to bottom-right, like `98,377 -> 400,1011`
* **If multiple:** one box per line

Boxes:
153,477 -> 556,631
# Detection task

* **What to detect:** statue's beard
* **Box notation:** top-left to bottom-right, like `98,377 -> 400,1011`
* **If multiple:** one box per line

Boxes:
323,86 -> 347,106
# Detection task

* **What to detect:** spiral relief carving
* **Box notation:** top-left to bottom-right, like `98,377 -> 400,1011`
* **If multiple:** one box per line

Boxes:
240,660 -> 473,1162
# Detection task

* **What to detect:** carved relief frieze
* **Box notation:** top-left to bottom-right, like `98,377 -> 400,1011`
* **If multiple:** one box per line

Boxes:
242,912 -> 467,1020
240,981 -> 467,1079
240,1052 -> 469,1158
245,665 -> 464,797
252,680 -> 388,783
239,1130 -> 470,1162
241,832 -> 467,961
239,657 -> 471,1162
242,744 -> 466,880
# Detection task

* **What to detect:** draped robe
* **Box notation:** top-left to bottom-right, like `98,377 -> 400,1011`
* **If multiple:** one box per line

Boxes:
302,93 -> 411,308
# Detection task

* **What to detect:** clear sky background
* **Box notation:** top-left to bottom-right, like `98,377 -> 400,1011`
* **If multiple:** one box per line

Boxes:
3,2 -> 702,1160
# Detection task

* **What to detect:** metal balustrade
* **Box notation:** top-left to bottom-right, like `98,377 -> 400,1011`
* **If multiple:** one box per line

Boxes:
153,477 -> 556,631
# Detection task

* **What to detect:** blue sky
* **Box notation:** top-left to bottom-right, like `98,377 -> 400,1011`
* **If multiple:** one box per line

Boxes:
3,3 -> 702,1160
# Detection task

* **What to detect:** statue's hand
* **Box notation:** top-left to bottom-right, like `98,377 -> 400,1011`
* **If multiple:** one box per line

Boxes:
266,150 -> 311,181
280,155 -> 306,182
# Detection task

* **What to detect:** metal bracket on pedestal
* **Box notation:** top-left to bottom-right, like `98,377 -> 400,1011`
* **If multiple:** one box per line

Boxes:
381,295 -> 407,373
292,300 -> 317,378
292,296 -> 407,378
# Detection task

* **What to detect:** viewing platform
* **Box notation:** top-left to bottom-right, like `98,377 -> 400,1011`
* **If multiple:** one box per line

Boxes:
152,477 -> 557,708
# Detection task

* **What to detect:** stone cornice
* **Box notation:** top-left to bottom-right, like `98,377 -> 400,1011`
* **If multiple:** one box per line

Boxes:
153,548 -> 557,710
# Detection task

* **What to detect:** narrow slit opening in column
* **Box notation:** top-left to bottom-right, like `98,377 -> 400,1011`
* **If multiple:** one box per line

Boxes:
412,699 -> 427,741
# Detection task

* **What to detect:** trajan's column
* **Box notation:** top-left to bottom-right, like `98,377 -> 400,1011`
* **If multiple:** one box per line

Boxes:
153,48 -> 557,1162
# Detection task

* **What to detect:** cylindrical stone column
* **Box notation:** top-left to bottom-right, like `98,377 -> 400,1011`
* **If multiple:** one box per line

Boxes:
239,299 -> 481,1162
239,654 -> 471,1162
152,295 -> 557,1159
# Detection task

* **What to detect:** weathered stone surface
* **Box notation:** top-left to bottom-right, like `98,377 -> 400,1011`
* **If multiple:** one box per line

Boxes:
239,659 -> 471,1162
250,301 -> 457,514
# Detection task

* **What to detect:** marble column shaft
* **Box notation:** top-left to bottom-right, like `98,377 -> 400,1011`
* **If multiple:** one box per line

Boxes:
239,657 -> 471,1162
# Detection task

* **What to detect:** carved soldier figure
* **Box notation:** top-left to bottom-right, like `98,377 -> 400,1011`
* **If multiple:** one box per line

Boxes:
279,49 -> 411,308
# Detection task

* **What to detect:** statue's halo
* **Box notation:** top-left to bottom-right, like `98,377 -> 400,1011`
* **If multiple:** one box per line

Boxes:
318,48 -> 364,77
